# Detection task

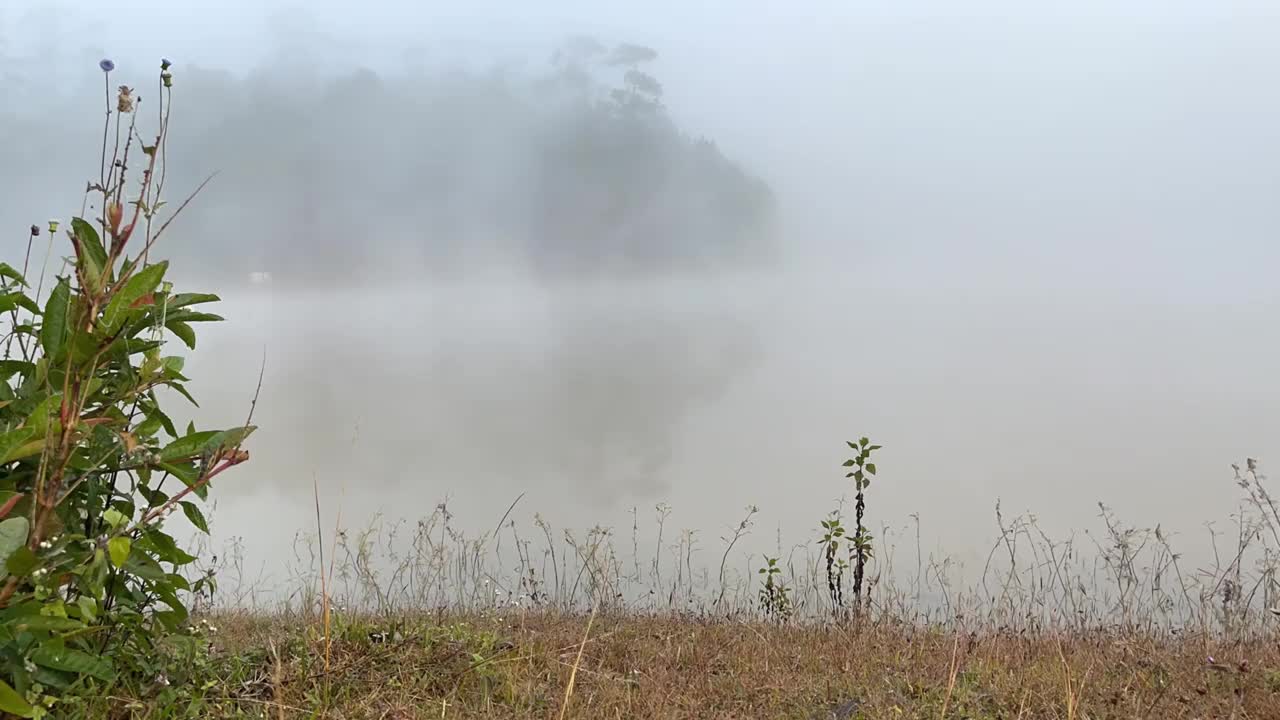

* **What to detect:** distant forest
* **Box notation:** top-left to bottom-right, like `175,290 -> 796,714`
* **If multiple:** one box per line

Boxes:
139,37 -> 777,286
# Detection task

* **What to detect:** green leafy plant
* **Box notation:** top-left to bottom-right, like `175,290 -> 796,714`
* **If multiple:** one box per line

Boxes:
0,58 -> 252,717
757,556 -> 792,622
842,437 -> 882,618
817,511 -> 848,617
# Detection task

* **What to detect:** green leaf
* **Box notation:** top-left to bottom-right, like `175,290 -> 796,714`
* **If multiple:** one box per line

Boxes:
841,459 -> 855,467
65,329 -> 102,367
138,486 -> 168,507
205,425 -> 256,454
30,646 -> 115,682
102,260 -> 168,332
0,427 -> 37,464
164,310 -> 223,323
859,437 -> 869,447
0,360 -> 35,381
30,667 -> 74,690
145,402 -> 178,439
135,414 -> 163,440
157,460 -> 197,482
167,292 -> 220,308
162,356 -> 185,375
0,517 -> 29,566
24,394 -> 59,438
157,430 -> 220,462
169,383 -> 199,407
0,262 -> 29,287
125,552 -> 166,581
70,217 -> 108,269
160,425 -> 255,464
154,609 -> 186,631
107,537 -> 131,568
2,438 -> 45,465
0,292 -> 39,315
166,320 -> 196,349
39,277 -> 71,358
83,256 -> 106,297
0,677 -> 34,718
167,572 -> 191,591
76,595 -> 98,623
139,529 -> 197,566
102,508 -> 127,528
154,582 -> 188,619
181,502 -> 209,534
11,616 -> 85,632
5,546 -> 36,576
866,463 -> 876,476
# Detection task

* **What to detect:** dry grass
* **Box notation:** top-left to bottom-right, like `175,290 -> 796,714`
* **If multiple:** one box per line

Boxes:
118,458 -> 1280,718
120,608 -> 1279,719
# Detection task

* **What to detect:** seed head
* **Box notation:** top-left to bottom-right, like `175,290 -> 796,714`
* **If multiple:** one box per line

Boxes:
117,85 -> 135,113
99,59 -> 115,73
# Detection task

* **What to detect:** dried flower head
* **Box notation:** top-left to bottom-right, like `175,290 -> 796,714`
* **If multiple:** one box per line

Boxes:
161,57 -> 172,71
47,220 -> 60,234
117,85 -> 135,113
107,202 -> 124,233
99,59 -> 115,73
161,70 -> 173,88
29,224 -> 39,236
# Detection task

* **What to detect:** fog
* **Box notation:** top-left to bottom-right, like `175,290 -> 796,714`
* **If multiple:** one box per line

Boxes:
3,0 -> 1280,584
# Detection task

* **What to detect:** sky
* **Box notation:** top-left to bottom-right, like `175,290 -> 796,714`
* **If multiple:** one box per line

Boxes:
3,0 -> 1280,592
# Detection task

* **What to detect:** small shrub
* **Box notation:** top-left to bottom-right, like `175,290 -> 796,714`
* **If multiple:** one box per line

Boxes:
0,59 -> 252,717
757,556 -> 792,621
842,437 -> 882,617
817,511 -> 848,616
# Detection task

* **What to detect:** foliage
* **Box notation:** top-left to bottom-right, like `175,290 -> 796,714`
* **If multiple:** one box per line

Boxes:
0,59 -> 251,717
842,437 -> 881,617
817,511 -> 848,616
756,556 -> 792,621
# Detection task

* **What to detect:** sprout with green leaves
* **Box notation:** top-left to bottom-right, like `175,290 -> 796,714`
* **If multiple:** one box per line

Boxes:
842,437 -> 883,619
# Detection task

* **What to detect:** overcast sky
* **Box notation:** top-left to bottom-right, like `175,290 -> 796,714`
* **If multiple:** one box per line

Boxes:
3,0 -> 1279,588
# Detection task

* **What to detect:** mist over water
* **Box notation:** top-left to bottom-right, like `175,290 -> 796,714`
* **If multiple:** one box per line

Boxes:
4,0 -> 1280,588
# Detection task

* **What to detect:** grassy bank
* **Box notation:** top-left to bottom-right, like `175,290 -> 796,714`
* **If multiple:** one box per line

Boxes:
82,609 -> 1280,719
